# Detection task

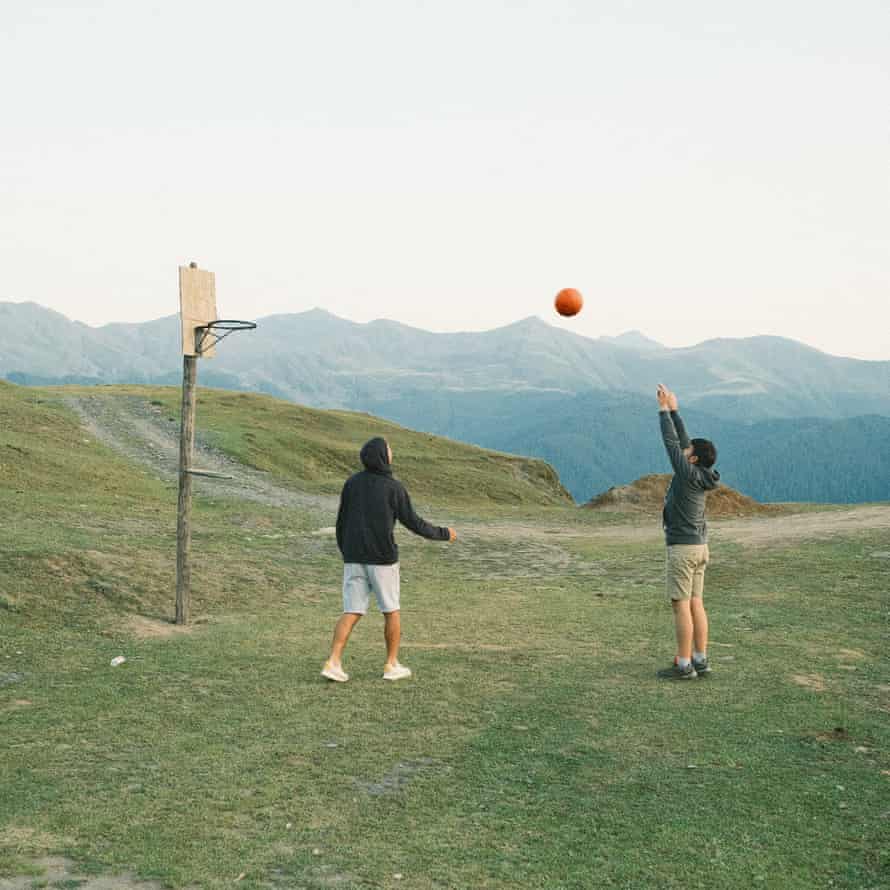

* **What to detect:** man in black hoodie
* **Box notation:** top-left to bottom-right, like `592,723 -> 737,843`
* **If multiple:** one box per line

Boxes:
321,437 -> 456,683
656,385 -> 720,680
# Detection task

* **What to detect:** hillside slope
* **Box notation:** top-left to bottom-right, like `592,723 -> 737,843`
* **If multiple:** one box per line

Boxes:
585,474 -> 779,516
0,378 -> 570,626
3,381 -> 572,509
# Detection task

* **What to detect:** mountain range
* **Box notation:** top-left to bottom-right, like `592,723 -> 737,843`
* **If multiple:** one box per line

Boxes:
2,301 -> 888,502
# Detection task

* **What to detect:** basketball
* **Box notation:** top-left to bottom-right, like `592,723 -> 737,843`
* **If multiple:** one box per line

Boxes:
555,288 -> 583,317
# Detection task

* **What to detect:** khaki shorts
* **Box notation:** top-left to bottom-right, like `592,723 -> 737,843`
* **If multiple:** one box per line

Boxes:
665,544 -> 709,602
342,563 -> 401,614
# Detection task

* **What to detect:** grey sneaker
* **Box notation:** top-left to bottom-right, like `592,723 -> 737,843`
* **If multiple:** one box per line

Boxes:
692,657 -> 712,676
657,662 -> 697,680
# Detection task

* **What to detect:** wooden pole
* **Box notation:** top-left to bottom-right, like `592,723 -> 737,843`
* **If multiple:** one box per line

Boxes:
175,353 -> 198,624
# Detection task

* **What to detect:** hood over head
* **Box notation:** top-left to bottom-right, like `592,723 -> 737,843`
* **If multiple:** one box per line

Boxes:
360,437 -> 392,475
699,466 -> 720,490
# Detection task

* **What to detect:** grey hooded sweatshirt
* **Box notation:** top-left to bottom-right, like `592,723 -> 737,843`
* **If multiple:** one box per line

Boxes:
659,411 -> 720,545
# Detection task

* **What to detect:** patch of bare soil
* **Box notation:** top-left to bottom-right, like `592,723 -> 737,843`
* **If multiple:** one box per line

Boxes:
355,758 -> 439,796
813,727 -> 850,743
449,534 -> 605,580
792,673 -> 827,692
121,615 -> 194,639
712,505 -> 890,547
64,395 -> 335,513
466,504 -> 890,551
586,473 -> 778,517
0,672 -> 25,688
401,641 -> 516,653
836,648 -> 866,662
0,856 -> 166,890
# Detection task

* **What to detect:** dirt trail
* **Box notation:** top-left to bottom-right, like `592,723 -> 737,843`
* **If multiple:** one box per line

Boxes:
710,505 -> 890,547
463,505 -> 890,549
64,394 -> 336,513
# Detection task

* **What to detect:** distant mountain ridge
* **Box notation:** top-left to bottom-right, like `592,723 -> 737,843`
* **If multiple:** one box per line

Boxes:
599,330 -> 665,350
2,302 -> 888,419
2,301 -> 889,503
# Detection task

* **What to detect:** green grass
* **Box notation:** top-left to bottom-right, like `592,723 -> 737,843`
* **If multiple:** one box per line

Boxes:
1,381 -> 888,889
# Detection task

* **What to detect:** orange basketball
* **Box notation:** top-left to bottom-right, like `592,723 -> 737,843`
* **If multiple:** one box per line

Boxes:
555,288 -> 583,317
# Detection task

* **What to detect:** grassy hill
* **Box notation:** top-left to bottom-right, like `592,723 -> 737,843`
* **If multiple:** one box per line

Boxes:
0,380 -> 569,621
123,386 -> 573,506
1,380 -> 888,889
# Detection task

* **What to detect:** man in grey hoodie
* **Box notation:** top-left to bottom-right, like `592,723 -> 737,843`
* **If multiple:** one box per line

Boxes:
656,384 -> 720,680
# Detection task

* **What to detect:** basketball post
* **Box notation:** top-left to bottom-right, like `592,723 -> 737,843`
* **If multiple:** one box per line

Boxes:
176,262 -> 256,624
175,348 -> 198,625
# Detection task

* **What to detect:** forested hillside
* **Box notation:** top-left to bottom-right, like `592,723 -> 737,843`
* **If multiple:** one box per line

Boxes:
359,389 -> 890,503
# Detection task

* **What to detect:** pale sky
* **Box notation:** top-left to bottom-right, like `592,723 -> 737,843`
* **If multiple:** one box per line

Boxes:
2,1 -> 888,359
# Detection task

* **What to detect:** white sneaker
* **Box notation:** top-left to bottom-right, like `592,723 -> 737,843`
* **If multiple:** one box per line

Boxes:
382,661 -> 412,681
321,660 -> 349,683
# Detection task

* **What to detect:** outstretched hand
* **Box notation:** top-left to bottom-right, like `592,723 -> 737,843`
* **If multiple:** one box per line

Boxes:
657,384 -> 678,411
448,527 -> 457,542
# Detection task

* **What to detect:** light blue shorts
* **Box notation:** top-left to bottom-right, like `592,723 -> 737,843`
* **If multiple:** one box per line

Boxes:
342,563 -> 401,614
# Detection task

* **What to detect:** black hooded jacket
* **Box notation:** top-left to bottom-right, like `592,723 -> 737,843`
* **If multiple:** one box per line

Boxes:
335,437 -> 451,565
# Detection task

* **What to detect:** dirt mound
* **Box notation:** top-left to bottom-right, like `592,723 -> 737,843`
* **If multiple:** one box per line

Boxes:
585,474 -> 778,517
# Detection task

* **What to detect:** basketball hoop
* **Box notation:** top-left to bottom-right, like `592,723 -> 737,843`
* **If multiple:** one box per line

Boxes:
194,319 -> 257,355
175,262 -> 258,625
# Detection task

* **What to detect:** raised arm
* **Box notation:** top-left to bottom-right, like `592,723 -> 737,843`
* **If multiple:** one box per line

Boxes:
663,385 -> 691,450
657,385 -> 695,479
671,411 -> 691,450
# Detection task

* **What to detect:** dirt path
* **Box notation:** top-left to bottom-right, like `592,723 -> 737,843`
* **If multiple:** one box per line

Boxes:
710,504 -> 890,546
462,505 -> 890,549
64,394 -> 336,513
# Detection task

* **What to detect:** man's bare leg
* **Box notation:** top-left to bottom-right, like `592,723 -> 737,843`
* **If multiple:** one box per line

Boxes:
690,597 -> 709,656
672,600 -> 694,661
330,612 -> 362,665
383,610 -> 401,667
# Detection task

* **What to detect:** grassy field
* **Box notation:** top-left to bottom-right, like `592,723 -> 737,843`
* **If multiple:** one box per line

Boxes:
1,381 -> 888,889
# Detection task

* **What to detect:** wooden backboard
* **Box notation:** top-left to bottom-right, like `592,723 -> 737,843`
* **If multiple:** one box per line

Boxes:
179,265 -> 217,357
